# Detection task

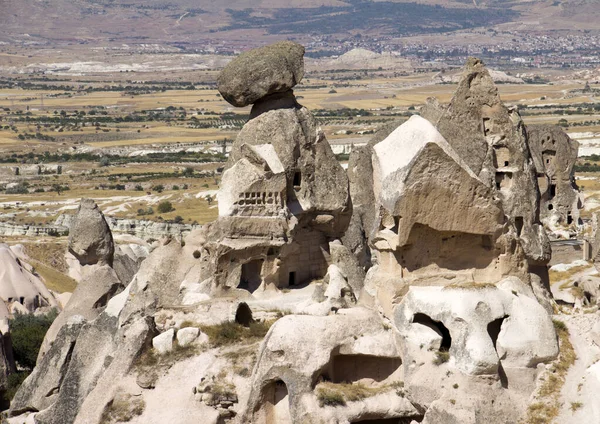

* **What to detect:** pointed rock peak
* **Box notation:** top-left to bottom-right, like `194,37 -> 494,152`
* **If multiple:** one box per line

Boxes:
68,198 -> 114,266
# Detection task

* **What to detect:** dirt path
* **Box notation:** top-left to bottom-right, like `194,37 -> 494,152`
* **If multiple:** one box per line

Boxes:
555,314 -> 600,424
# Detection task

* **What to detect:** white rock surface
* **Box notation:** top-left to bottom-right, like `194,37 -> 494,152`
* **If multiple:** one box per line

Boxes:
176,327 -> 200,347
152,329 -> 175,354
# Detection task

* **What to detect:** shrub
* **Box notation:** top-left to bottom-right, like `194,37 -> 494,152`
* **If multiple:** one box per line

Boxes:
192,250 -> 201,259
157,201 -> 174,213
6,183 -> 29,194
10,310 -> 58,370
4,372 -> 30,403
173,215 -> 184,223
137,207 -> 154,216
152,184 -> 165,193
433,350 -> 450,365
99,157 -> 110,167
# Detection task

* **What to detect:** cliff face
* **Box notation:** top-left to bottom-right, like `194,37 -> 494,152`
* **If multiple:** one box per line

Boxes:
5,46 -> 596,424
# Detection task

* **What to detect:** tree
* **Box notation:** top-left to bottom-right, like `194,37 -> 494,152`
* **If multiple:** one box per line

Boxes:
157,201 -> 174,214
206,195 -> 214,206
10,311 -> 57,370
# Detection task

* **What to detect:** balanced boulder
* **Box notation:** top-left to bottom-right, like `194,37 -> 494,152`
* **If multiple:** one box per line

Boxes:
217,41 -> 305,107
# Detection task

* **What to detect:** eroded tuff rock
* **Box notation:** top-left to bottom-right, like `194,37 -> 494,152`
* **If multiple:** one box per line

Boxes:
421,58 -> 550,267
217,41 -> 305,107
193,60 -> 351,297
68,199 -> 114,266
7,46 -> 572,424
0,244 -> 58,312
242,308 -> 419,424
528,124 -> 582,230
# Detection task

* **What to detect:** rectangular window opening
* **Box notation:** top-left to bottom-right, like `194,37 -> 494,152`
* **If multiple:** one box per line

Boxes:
293,172 -> 301,188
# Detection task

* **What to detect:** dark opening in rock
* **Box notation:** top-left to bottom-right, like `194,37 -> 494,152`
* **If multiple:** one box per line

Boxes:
328,354 -> 401,384
235,302 -> 253,327
259,379 -> 291,424
487,315 -> 508,350
515,216 -> 523,237
413,313 -> 451,351
293,171 -> 301,188
239,259 -> 263,293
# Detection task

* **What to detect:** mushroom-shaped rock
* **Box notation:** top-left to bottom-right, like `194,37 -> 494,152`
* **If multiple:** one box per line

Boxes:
68,199 -> 114,266
217,41 -> 305,107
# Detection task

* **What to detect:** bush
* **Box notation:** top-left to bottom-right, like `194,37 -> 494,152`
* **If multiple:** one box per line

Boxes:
4,372 -> 30,403
193,250 -> 201,259
157,201 -> 174,214
173,215 -> 184,223
433,350 -> 450,365
6,183 -> 29,194
137,207 -> 154,216
152,184 -> 164,193
10,310 -> 58,369
99,157 -> 110,167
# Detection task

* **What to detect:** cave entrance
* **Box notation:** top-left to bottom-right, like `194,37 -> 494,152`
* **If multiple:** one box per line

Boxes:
239,259 -> 263,293
487,315 -> 509,388
235,302 -> 253,327
328,354 -> 402,385
262,380 -> 291,424
413,313 -> 451,351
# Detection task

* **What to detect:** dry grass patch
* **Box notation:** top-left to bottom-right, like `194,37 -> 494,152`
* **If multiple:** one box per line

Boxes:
199,320 -> 274,347
549,264 -> 590,284
316,381 -> 403,407
32,260 -> 78,293
522,319 -> 576,424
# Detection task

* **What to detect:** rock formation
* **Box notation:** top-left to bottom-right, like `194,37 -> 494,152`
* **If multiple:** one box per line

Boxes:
192,40 -> 352,297
68,198 -> 114,267
37,199 -> 124,361
528,125 -> 582,232
6,48 -> 585,424
0,244 -> 58,312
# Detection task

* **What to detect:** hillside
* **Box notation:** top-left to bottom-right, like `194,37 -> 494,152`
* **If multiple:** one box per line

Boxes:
2,0 -> 597,47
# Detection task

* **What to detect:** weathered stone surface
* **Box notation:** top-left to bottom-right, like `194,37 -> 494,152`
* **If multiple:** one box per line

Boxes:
329,241 -> 365,297
10,317 -> 85,415
176,327 -> 200,347
68,199 -> 114,266
528,124 -> 582,230
0,243 -> 58,311
112,243 -> 150,285
393,283 -> 558,376
38,264 -> 123,361
217,41 -> 305,107
152,329 -> 174,354
242,308 -> 413,423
